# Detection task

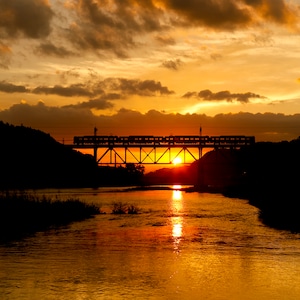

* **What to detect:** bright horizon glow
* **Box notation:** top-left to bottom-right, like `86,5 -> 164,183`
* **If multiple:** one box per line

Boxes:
172,157 -> 182,165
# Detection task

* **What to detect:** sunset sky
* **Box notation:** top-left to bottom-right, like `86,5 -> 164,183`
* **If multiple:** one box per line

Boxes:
1,0 -> 300,145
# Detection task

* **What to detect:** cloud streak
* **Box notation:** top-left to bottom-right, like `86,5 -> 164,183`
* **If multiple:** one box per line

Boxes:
183,89 -> 267,103
0,80 -> 29,93
0,78 -> 173,98
35,42 -> 76,58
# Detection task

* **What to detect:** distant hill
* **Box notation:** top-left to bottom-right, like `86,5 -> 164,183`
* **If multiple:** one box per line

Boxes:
143,148 -> 245,187
0,121 -> 99,189
143,163 -> 198,185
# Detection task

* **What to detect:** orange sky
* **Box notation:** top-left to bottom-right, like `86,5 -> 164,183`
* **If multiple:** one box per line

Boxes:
1,0 -> 300,146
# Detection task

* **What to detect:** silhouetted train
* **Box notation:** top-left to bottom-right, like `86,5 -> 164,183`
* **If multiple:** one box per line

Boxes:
73,135 -> 255,147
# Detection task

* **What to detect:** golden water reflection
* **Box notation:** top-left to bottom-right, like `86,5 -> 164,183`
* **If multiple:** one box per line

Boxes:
172,185 -> 183,251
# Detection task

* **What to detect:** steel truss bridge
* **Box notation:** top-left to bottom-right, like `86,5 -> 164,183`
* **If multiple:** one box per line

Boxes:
70,135 -> 255,165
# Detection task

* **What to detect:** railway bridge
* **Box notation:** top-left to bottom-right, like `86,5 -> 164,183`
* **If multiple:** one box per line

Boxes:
69,133 -> 255,166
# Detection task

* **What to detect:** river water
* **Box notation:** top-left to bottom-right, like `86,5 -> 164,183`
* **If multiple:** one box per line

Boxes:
1,186 -> 300,300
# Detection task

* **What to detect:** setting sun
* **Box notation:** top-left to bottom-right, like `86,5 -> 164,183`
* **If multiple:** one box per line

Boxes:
172,157 -> 182,165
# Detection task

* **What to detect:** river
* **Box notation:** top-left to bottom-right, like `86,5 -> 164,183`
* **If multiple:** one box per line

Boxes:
1,186 -> 300,300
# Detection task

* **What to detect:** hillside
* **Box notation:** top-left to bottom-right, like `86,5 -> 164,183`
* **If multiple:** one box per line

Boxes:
0,121 -> 99,189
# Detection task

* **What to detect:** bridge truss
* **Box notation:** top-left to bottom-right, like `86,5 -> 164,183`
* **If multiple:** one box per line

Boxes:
70,135 -> 255,165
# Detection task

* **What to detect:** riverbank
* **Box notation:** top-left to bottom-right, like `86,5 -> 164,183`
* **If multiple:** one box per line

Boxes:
0,192 -> 101,242
219,184 -> 300,233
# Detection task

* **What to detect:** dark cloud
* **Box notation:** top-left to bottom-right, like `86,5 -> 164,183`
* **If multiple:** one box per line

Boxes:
36,42 -> 76,58
0,80 -> 28,93
63,99 -> 114,110
58,0 -> 298,58
92,78 -> 174,96
164,0 -> 298,28
183,89 -> 266,103
162,59 -> 183,70
1,103 -> 300,143
0,0 -> 54,39
65,0 -> 166,56
32,84 -> 93,97
62,93 -> 122,110
164,0 -> 252,29
244,0 -> 296,24
182,91 -> 198,98
0,101 -> 98,142
1,78 -> 173,98
116,79 -> 174,96
0,0 -> 297,61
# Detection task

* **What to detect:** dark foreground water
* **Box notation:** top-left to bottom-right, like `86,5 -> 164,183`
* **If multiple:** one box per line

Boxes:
1,186 -> 300,300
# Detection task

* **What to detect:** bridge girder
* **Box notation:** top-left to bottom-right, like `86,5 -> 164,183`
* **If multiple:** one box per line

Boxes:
95,146 -> 201,165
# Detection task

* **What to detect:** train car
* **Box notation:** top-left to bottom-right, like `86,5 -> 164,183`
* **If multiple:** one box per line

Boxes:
244,136 -> 255,145
118,136 -> 129,144
73,136 -> 82,145
128,136 -> 155,144
153,136 -> 164,145
199,135 -> 210,143
73,134 -> 255,148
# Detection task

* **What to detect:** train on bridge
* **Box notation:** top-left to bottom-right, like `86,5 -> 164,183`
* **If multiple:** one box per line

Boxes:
73,135 -> 255,148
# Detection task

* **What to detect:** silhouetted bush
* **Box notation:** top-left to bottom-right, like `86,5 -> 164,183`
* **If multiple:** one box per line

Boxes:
0,192 -> 101,242
111,201 -> 140,214
112,201 -> 128,214
127,204 -> 141,214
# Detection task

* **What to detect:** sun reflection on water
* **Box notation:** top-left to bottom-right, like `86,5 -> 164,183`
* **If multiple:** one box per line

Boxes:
172,190 -> 182,201
172,219 -> 182,238
172,185 -> 183,251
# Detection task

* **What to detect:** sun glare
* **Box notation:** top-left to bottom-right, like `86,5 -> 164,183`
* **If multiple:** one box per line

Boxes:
173,157 -> 182,165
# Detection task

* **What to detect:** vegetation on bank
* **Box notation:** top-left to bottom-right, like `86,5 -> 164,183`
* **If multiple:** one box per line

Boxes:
197,138 -> 300,232
0,192 -> 101,242
237,139 -> 300,232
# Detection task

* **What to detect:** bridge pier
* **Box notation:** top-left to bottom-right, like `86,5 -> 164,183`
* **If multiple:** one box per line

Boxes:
93,147 -> 97,162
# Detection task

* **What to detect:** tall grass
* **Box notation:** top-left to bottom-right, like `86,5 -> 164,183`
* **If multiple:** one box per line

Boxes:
111,201 -> 141,214
0,192 -> 101,242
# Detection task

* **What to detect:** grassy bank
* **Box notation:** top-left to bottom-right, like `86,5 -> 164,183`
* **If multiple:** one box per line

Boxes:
0,192 -> 101,242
